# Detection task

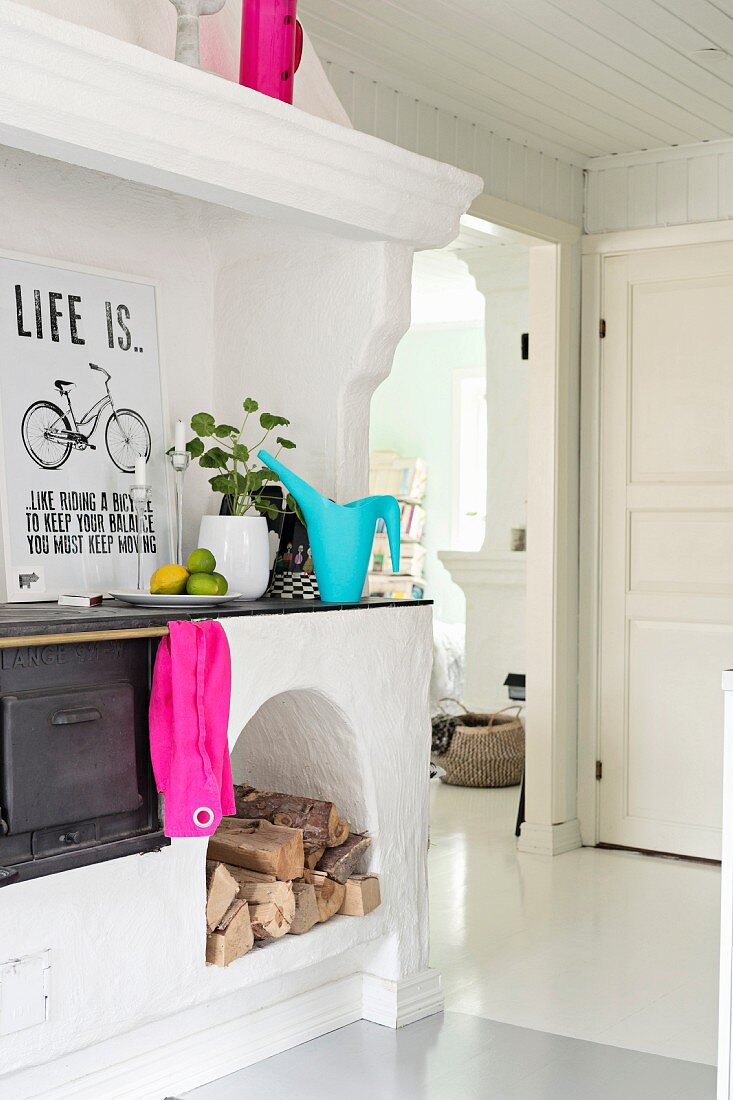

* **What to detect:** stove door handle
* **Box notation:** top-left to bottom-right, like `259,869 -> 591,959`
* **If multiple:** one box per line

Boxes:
51,706 -> 102,725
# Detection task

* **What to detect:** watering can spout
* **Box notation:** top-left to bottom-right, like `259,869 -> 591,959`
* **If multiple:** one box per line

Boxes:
258,449 -> 327,518
379,495 -> 401,574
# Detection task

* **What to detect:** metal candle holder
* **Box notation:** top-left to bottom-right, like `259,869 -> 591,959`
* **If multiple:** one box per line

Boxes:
129,484 -> 152,591
169,450 -> 191,566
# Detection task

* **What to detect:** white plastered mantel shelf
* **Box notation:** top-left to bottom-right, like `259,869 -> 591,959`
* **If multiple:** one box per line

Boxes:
0,2 -> 482,248
439,549 -> 527,587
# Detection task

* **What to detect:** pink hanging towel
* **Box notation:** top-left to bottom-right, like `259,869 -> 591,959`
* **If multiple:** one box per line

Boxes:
149,619 -> 235,837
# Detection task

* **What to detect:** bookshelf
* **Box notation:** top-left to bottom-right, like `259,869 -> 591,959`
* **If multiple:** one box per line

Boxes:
368,451 -> 428,600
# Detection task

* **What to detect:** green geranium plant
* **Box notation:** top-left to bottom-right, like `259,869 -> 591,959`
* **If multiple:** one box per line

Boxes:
185,398 -> 297,520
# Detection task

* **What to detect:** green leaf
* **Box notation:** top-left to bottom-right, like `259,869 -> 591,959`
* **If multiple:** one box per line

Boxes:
190,412 -> 216,437
231,443 -> 250,462
276,436 -> 296,449
249,468 -> 275,487
199,446 -> 229,469
243,397 -> 259,413
209,474 -> 231,494
214,424 -> 238,438
259,412 -> 290,431
186,438 -> 204,458
253,499 -> 279,519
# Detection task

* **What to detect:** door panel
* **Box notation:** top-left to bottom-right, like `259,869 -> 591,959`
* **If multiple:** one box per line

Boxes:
599,242 -> 733,859
626,620 -> 729,834
630,512 -> 733,595
630,279 -> 733,482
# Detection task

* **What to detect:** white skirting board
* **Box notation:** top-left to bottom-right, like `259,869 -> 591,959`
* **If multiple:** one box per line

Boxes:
362,969 -> 443,1029
517,819 -> 583,856
1,970 -> 443,1100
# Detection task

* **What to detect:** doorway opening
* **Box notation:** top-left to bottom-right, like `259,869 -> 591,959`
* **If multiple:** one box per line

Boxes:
369,218 -> 530,716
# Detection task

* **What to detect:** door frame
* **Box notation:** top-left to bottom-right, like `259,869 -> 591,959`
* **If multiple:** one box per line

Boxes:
468,193 -> 584,855
578,219 -> 733,846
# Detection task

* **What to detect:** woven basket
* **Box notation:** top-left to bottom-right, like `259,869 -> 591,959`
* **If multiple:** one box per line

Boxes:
434,704 -> 524,788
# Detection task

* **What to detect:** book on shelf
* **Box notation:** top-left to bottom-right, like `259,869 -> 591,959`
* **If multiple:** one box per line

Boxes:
368,573 -> 426,600
370,534 -> 425,577
375,501 -> 425,543
369,451 -> 426,503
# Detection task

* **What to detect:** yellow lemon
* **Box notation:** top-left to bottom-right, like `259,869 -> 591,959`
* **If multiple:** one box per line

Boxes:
150,564 -> 189,595
210,571 -> 228,595
186,572 -> 220,596
187,547 -> 216,574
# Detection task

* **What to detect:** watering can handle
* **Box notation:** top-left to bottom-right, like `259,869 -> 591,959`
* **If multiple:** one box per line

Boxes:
295,20 -> 303,72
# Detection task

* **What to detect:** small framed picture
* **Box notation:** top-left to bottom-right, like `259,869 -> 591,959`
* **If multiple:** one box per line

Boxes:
0,252 -> 172,601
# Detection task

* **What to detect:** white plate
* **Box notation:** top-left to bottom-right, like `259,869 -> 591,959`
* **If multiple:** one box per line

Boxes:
109,590 -> 244,609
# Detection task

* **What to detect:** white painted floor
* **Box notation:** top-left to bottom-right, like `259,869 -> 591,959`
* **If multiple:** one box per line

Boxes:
429,782 -> 720,1066
181,1011 -> 716,1099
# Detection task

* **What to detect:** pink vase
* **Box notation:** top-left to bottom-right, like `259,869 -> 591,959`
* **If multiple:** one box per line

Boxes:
239,0 -> 303,104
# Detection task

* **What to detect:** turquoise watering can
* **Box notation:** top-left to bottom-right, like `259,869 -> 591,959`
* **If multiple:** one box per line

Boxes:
258,450 -> 401,603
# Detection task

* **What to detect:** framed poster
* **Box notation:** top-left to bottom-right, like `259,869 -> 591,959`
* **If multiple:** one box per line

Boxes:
0,253 -> 172,602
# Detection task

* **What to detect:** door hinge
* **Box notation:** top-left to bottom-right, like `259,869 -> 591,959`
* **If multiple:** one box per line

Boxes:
599,318 -> 606,339
596,760 -> 603,780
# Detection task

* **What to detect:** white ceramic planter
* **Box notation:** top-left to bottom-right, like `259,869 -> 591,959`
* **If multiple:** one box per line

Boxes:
198,514 -> 270,599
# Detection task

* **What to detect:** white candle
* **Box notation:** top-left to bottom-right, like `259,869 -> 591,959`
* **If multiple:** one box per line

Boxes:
175,419 -> 186,453
134,454 -> 147,487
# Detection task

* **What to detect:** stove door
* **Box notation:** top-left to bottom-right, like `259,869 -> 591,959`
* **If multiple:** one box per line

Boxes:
1,682 -> 141,833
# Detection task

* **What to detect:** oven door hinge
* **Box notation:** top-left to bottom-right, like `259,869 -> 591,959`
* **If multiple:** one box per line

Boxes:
599,318 -> 606,339
596,760 -> 603,780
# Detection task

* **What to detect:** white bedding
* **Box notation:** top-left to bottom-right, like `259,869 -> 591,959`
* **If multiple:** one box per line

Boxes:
430,619 -> 466,715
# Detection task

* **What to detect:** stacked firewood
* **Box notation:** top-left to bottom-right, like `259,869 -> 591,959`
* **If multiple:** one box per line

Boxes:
205,784 -> 381,966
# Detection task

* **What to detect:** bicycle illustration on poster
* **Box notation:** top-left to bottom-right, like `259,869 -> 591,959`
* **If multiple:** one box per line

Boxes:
0,253 -> 172,601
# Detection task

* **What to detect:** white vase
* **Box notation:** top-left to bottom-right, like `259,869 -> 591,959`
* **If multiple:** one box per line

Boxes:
197,514 -> 270,599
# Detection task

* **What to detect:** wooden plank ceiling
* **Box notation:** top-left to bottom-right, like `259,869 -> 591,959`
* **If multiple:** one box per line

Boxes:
299,0 -> 733,163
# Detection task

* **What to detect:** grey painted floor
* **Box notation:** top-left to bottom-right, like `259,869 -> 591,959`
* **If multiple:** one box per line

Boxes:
178,1010 -> 717,1099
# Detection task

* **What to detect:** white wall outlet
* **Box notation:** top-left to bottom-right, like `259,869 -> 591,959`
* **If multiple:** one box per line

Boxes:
0,950 -> 50,1035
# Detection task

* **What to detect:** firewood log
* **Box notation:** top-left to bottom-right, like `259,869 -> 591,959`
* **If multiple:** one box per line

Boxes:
248,891 -> 295,940
207,818 -> 304,881
315,833 -> 371,884
206,899 -> 254,966
305,847 -> 326,869
234,785 -> 350,850
205,860 -> 239,933
289,881 -> 320,935
224,864 -> 277,887
303,870 -> 346,921
236,879 -> 295,916
338,874 -> 381,916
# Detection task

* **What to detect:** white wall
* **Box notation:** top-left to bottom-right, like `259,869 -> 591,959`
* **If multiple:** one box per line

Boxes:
473,258 -> 530,552
321,58 -> 584,227
0,148 -> 410,550
585,137 -> 733,234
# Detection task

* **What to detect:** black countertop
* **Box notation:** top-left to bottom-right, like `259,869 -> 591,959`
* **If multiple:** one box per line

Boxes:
0,596 -> 432,640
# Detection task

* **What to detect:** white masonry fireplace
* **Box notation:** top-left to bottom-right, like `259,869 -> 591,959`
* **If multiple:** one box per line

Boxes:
0,2 -> 480,1096
1,604 -> 438,1098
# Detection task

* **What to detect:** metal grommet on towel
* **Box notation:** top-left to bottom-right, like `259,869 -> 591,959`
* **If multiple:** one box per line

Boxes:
193,806 -> 214,829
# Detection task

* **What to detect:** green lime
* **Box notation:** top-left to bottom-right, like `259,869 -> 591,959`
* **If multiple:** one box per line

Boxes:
211,571 -> 228,595
187,547 -> 216,574
186,572 -> 220,596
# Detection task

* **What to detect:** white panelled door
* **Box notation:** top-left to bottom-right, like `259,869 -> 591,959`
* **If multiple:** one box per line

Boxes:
599,242 -> 733,860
